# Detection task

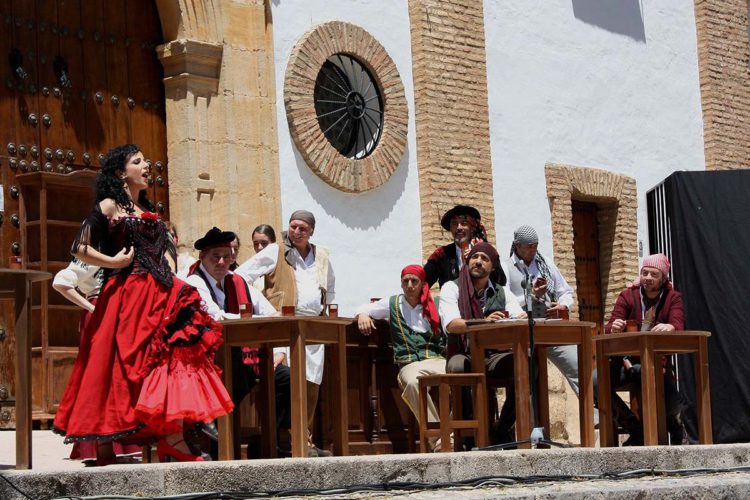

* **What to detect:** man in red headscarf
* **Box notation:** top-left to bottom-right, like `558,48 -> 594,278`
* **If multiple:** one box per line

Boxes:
355,265 -> 446,451
604,253 -> 689,445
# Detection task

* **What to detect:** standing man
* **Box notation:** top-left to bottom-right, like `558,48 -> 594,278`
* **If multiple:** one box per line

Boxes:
236,210 -> 335,457
605,253 -> 688,445
184,228 -> 290,444
439,242 -> 526,445
355,265 -> 446,451
424,205 -> 505,288
505,225 -> 582,397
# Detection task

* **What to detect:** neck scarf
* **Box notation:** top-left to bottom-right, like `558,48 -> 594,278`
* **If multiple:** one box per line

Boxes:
401,265 -> 440,334
458,242 -> 500,319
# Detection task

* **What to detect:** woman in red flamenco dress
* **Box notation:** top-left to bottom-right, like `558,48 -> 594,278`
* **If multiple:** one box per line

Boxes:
53,144 -> 233,464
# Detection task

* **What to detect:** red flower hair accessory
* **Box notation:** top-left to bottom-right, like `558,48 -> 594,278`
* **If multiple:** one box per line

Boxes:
141,211 -> 159,221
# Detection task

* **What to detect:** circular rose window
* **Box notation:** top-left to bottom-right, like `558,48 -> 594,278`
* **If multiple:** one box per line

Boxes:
313,54 -> 384,159
285,22 -> 408,193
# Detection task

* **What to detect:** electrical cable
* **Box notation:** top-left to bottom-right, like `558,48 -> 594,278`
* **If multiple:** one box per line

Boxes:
39,465 -> 750,499
4,464 -> 750,500
0,472 -> 35,500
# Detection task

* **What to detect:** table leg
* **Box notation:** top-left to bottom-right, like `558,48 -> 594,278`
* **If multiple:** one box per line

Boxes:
579,331 -> 595,448
654,353 -> 667,445
514,333 -> 531,449
330,325 -> 349,456
536,348 -> 550,445
639,338 -> 658,445
217,343 -> 235,460
290,322 -> 308,458
596,342 -> 614,447
695,337 -> 713,444
14,279 -> 31,469
469,335 -> 489,446
260,345 -> 278,458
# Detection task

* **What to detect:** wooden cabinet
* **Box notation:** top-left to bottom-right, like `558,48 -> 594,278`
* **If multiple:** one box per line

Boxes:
17,171 -> 96,423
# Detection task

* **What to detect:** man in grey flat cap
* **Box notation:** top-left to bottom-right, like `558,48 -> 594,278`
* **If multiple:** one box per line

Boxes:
236,210 -> 335,457
504,225 -> 581,397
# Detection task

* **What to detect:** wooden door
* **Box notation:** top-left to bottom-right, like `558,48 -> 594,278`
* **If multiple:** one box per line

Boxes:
0,0 -> 169,271
0,0 -> 168,423
572,201 -> 604,335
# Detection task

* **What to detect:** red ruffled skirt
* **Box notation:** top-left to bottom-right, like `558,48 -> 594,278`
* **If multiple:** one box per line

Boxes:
53,273 -> 233,444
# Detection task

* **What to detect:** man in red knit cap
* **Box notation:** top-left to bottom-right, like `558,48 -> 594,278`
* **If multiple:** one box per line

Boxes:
605,253 -> 689,445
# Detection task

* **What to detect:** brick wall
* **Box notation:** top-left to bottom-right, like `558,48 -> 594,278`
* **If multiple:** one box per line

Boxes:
694,0 -> 750,170
408,0 -> 496,258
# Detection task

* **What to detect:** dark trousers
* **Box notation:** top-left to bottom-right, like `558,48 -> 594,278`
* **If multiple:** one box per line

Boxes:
607,360 -> 686,436
446,351 -> 515,442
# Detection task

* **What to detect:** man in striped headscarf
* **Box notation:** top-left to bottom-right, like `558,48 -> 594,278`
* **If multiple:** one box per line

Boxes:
505,225 -> 582,397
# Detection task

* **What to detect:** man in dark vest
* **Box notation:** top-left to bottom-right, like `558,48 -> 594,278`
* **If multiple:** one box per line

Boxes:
424,205 -> 505,289
438,242 -> 526,445
355,265 -> 446,451
605,253 -> 689,445
184,227 -> 290,448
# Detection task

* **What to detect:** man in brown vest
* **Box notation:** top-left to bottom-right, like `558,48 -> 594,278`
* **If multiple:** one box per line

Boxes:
236,210 -> 335,457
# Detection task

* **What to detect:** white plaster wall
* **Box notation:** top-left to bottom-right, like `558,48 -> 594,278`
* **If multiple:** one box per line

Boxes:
271,1 -> 421,315
485,0 -> 705,263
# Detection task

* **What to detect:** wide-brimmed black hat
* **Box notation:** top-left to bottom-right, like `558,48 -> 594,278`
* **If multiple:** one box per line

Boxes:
194,227 -> 237,250
440,205 -> 481,231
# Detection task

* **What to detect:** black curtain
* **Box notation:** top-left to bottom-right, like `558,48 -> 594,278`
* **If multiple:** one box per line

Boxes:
663,170 -> 750,443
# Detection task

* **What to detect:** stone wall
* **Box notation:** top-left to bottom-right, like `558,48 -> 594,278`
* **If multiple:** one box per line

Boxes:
694,0 -> 750,170
408,0 -> 496,259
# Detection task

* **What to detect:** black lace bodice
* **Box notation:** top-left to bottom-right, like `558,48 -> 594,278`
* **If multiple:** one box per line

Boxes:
108,217 -> 174,287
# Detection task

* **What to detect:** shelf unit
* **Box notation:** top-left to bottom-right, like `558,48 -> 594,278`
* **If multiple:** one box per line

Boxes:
17,171 -> 96,422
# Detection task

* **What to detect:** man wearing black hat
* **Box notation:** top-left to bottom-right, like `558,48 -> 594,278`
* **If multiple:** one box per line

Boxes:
185,227 -> 289,449
424,205 -> 505,289
438,242 -> 526,445
235,210 -> 335,457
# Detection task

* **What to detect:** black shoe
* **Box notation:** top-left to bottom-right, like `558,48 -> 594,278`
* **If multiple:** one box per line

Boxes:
276,447 -> 292,458
200,421 -> 219,442
308,445 -> 332,457
667,414 -> 695,445
622,428 -> 644,446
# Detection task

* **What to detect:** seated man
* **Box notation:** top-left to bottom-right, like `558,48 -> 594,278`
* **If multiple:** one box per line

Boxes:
605,253 -> 688,445
184,227 -> 290,446
505,225 -> 582,396
424,204 -> 505,288
439,242 -> 526,445
355,265 -> 446,451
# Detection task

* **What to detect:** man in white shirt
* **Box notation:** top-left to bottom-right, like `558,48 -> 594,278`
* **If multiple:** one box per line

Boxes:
504,225 -> 581,398
184,227 -> 288,446
355,265 -> 445,451
235,210 -> 335,457
439,242 -> 526,446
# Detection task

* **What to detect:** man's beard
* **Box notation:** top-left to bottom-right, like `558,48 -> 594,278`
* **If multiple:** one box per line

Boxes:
470,267 -> 489,279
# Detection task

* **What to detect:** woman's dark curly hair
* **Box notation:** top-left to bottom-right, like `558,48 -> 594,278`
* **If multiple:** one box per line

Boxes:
95,144 -> 154,213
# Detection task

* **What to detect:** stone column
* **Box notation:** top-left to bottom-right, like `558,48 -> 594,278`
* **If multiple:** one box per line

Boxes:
157,0 -> 282,260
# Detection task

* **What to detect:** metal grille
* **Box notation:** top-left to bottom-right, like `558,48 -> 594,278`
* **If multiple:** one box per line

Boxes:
646,180 -> 675,282
313,54 -> 384,159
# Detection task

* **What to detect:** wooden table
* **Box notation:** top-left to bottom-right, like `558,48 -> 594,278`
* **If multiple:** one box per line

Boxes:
0,269 -> 52,469
595,331 -> 712,446
466,319 -> 596,448
218,316 -> 351,459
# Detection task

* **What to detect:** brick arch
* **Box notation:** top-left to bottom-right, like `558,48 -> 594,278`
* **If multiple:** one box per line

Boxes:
545,164 -> 639,323
284,21 -> 409,193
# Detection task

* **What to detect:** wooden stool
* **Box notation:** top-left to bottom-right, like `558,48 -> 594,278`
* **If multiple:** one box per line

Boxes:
417,373 -> 488,452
